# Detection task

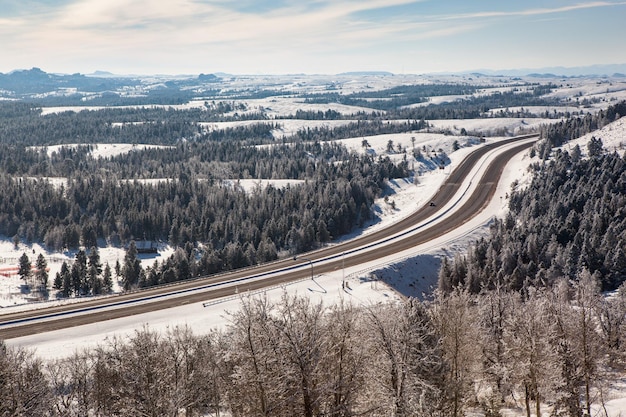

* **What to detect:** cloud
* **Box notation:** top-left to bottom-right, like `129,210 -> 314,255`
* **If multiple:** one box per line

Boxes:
437,1 -> 626,21
55,0 -> 219,31
2,0 -> 430,48
2,0 -> 623,74
0,0 -> 479,74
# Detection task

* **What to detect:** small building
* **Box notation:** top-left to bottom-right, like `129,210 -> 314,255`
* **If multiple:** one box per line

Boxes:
134,240 -> 158,254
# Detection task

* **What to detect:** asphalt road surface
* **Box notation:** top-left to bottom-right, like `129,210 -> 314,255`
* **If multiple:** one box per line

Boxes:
0,135 -> 537,340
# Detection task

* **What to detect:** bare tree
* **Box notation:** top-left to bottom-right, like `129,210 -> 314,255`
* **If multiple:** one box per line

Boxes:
47,351 -> 93,417
544,273 -> 605,417
223,294 -> 372,417
477,286 -> 516,410
572,272 -> 604,417
269,294 -> 326,417
596,280 -> 626,366
0,341 -> 51,416
159,326 -> 222,417
431,289 -> 480,417
89,327 -> 176,416
221,295 -> 281,416
317,300 -> 367,417
365,299 -> 444,416
505,287 -> 560,417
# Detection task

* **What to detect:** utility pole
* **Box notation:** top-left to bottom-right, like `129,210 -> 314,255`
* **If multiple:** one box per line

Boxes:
342,252 -> 345,290
293,256 -> 314,280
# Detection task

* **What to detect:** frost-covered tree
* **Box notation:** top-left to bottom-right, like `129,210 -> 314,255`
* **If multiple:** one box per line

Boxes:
47,351 -> 93,416
121,241 -> 141,291
318,301 -> 367,416
547,273 -> 604,417
35,253 -> 49,298
365,299 -> 444,417
220,296 -> 279,416
431,290 -> 480,417
587,136 -> 603,157
477,286 -> 517,408
505,287 -> 559,417
596,281 -> 626,366
0,341 -> 50,416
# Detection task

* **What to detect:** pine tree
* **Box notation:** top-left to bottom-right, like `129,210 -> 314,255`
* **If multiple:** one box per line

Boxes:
88,246 -> 103,295
70,263 -> 82,297
53,271 -> 62,290
122,241 -> 142,291
17,252 -> 32,288
35,254 -> 49,298
102,263 -> 113,293
587,136 -> 603,157
73,249 -> 88,296
58,261 -> 72,298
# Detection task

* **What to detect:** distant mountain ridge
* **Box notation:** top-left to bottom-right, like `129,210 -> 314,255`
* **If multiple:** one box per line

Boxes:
0,68 -> 223,103
465,63 -> 626,77
4,64 -> 626,84
338,71 -> 394,77
2,65 -> 625,105
0,67 -> 136,95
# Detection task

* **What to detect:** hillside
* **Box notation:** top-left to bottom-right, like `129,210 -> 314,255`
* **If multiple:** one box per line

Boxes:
2,73 -> 626,417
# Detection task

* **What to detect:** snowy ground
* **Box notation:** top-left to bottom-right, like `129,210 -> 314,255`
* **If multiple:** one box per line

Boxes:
427,117 -> 551,137
30,143 -> 175,158
37,74 -> 626,120
2,135 -> 532,358
4,113 -> 626,361
570,115 -> 626,155
5,75 -> 626,415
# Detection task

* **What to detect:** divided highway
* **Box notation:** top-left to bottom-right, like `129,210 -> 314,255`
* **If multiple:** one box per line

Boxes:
0,134 -> 538,340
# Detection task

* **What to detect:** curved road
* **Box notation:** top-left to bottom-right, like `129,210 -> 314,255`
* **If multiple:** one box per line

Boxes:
0,135 -> 537,339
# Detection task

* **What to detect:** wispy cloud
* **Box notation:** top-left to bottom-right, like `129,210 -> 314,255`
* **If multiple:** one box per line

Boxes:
2,0 -> 432,45
54,0 -> 218,30
1,0 -> 624,74
437,1 -> 626,21
1,0 -> 438,71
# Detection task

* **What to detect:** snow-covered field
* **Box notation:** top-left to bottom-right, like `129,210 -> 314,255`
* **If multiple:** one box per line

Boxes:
30,143 -> 175,158
1,134 -> 530,358
0,129 -> 478,310
36,74 -> 626,120
4,112 -> 626,361
572,115 -> 626,154
3,74 -> 625,415
428,117 -> 551,136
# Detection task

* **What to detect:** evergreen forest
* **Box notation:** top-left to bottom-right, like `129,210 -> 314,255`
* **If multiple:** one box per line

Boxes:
439,101 -> 626,293
2,71 -> 626,417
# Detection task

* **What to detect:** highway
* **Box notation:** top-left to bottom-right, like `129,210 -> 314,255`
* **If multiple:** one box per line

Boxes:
0,134 -> 537,340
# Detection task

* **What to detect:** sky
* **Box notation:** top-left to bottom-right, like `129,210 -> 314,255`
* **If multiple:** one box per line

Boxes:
1,0 -> 626,75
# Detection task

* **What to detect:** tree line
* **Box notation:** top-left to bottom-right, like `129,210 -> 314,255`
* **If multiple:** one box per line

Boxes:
303,83 -> 482,111
0,81 -> 573,151
534,100 -> 626,158
439,136 -> 626,293
2,145 -> 404,248
0,102 -> 266,147
3,139 -> 409,296
2,274 -> 625,417
391,85 -> 563,121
